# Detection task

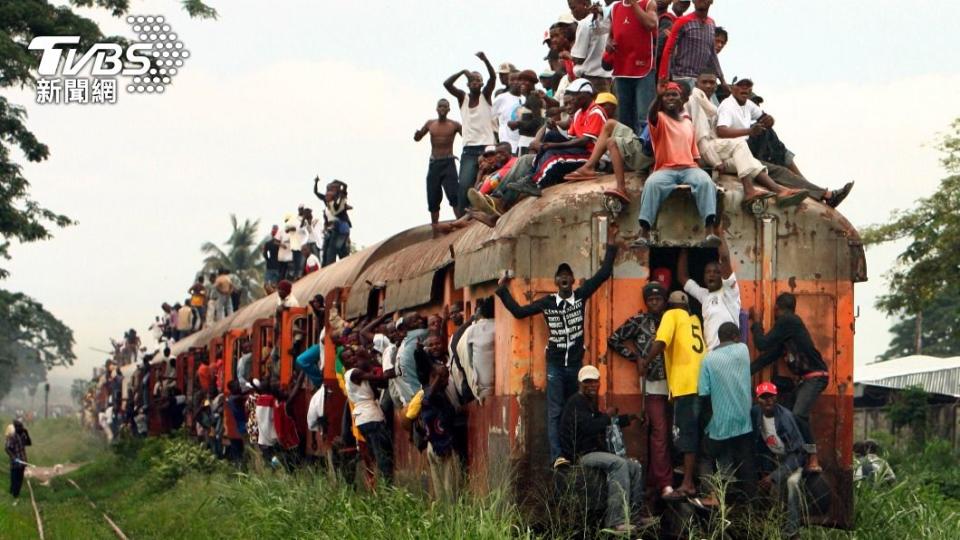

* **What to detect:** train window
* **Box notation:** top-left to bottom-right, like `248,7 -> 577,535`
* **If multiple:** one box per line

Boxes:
647,247 -> 720,320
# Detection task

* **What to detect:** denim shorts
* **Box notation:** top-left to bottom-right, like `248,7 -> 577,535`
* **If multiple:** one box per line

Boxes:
265,268 -> 280,284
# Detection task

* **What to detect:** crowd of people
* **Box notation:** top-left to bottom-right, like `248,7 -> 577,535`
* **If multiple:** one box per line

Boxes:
72,0 -> 869,535
413,0 -> 852,236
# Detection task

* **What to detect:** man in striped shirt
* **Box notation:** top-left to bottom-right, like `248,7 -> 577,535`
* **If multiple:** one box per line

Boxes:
658,0 -> 726,92
698,322 -> 756,501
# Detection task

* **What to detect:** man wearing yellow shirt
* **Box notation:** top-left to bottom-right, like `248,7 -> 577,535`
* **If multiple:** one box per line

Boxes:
639,290 -> 706,500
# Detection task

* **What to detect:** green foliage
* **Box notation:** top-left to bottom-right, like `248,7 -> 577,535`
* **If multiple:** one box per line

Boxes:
146,437 -> 222,490
862,119 -> 960,356
0,289 -> 75,399
199,214 -> 266,306
886,385 -> 930,447
879,290 -> 960,360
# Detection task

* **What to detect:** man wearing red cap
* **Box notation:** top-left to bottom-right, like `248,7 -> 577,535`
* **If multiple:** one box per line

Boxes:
636,82 -> 720,249
752,381 -> 806,540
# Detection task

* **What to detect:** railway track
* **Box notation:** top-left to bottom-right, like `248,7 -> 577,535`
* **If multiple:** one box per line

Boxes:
23,471 -> 129,540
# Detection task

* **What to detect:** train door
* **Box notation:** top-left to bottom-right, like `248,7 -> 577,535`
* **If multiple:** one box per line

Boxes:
251,318 -> 274,381
222,329 -> 246,441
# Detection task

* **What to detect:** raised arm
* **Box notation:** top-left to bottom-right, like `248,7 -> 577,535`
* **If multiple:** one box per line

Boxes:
677,248 -> 690,285
476,51 -> 496,102
718,234 -> 733,278
495,275 -> 545,319
629,0 -> 658,29
647,92 -> 664,128
577,237 -> 619,299
443,70 -> 468,105
359,312 -> 391,344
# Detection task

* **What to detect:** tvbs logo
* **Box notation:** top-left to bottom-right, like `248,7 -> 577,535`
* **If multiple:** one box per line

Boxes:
29,36 -> 151,76
29,15 -> 188,104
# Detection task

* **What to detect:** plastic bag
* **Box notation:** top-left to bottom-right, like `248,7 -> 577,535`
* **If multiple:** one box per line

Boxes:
606,419 -> 626,457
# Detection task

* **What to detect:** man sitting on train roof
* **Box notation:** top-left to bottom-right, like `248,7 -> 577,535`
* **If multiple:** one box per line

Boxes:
678,234 -> 739,351
685,71 -> 810,208
495,222 -> 620,464
528,78 -> 607,188
634,82 -> 720,249
558,365 -> 642,535
715,77 -> 853,207
562,92 -> 653,201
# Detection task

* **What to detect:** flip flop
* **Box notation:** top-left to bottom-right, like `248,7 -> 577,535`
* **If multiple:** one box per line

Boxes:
603,188 -> 630,204
775,189 -> 809,208
742,191 -> 775,206
564,169 -> 599,182
662,487 -> 694,501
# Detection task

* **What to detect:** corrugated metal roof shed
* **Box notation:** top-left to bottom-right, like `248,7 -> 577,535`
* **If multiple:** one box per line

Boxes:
855,355 -> 960,397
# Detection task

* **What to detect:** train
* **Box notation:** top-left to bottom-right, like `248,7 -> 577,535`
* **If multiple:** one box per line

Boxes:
113,170 -> 866,528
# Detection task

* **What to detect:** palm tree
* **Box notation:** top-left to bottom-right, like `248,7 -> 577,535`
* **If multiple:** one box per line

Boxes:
199,215 -> 266,307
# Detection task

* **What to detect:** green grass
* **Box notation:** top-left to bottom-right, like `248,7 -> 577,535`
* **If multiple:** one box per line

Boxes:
3,418 -> 960,539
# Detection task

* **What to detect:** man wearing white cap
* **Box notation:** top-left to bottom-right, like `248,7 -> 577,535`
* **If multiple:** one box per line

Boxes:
558,364 -> 642,534
529,78 -> 607,188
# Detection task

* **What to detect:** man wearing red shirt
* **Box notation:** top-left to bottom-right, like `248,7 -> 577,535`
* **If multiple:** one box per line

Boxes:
636,82 -> 719,248
530,79 -> 606,187
607,0 -> 658,134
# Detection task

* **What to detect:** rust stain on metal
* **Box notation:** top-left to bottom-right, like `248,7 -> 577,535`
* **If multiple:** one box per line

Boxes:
788,276 -> 797,290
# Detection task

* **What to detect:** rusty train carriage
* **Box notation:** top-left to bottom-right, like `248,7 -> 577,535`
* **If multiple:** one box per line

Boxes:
123,172 -> 864,528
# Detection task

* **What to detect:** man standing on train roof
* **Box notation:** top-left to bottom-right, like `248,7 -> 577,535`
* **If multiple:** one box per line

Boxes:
658,0 -> 726,93
276,280 -> 299,309
634,82 -> 720,249
496,222 -> 620,464
749,292 -> 829,473
414,98 -> 463,229
444,52 -> 497,216
678,233 -> 739,351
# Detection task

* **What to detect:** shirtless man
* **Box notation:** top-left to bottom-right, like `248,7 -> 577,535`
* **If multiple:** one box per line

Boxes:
415,99 -> 463,227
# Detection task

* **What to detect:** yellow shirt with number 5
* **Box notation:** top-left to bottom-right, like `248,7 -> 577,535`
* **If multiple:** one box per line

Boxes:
655,308 -> 707,397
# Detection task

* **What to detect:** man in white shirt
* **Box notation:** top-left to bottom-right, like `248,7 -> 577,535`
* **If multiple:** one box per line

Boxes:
678,234 -> 739,351
687,71 -> 809,208
345,349 -> 393,481
569,0 -> 612,93
277,225 -> 293,281
492,72 -> 522,153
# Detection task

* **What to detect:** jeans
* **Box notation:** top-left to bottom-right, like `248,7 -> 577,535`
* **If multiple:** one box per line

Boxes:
765,161 -> 826,200
579,452 -> 644,528
793,375 -> 828,453
213,294 -> 233,321
778,468 -> 804,537
645,394 -> 673,492
639,167 -> 717,229
322,228 -> 349,267
358,421 -> 394,482
290,250 -> 303,280
547,362 -> 582,461
457,145 -> 486,214
10,466 -> 25,498
707,432 -> 757,501
614,75 -> 656,136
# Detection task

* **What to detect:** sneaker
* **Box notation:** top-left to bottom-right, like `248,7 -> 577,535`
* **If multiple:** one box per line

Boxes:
826,181 -> 854,208
510,176 -> 542,197
553,456 -> 570,469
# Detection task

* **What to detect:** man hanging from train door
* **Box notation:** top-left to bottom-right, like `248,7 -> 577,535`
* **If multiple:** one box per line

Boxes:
749,292 -> 828,473
496,223 -> 620,465
678,233 -> 739,351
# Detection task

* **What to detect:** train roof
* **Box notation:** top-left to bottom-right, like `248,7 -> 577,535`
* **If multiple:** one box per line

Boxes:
167,172 -> 866,357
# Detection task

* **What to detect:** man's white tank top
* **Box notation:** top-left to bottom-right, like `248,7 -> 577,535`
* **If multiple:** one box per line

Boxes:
460,95 -> 496,147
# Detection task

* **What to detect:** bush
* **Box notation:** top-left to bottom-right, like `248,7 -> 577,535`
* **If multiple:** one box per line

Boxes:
146,438 -> 222,490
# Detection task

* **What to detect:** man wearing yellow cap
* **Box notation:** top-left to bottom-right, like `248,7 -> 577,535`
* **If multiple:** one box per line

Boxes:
564,92 -> 653,202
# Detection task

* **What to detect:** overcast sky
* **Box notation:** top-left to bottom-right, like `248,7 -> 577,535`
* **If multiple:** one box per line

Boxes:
5,0 -> 959,385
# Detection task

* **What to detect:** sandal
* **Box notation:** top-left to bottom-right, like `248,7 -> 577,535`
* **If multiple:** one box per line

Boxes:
775,189 -> 809,208
742,190 -> 775,206
662,487 -> 695,501
565,169 -> 599,182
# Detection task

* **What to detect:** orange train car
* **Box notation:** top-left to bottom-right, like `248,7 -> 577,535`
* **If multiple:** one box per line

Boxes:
162,172 -> 864,528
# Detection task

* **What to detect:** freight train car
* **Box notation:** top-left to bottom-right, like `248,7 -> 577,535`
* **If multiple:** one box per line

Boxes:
151,171 -> 864,528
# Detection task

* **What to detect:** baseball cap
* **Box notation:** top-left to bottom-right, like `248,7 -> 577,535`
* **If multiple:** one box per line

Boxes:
651,267 -> 673,288
557,12 -> 576,25
578,365 -> 601,382
733,76 -> 754,87
555,262 -> 573,277
643,281 -> 667,300
482,145 -> 497,156
756,381 -> 778,397
595,92 -> 618,106
498,62 -> 517,74
668,290 -> 689,305
567,78 -> 594,94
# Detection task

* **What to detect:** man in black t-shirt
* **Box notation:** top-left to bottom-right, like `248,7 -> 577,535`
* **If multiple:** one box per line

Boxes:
262,225 -> 281,294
